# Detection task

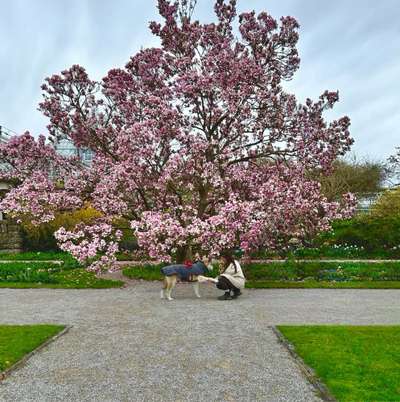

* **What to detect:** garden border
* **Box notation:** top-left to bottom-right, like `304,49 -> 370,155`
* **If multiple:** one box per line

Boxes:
0,260 -> 64,264
271,326 -> 337,402
0,325 -> 71,381
115,259 -> 400,267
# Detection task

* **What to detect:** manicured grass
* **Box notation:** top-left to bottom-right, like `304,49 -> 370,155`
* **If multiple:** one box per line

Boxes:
0,261 -> 62,283
0,251 -> 71,262
0,252 -> 123,288
277,326 -> 400,402
244,261 -> 400,282
0,325 -> 65,372
0,262 -> 124,289
293,245 -> 400,260
0,270 -> 124,289
251,241 -> 400,260
123,261 -> 400,288
247,280 -> 400,289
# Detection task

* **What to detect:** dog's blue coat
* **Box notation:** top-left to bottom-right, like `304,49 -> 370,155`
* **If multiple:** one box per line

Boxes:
161,261 -> 208,281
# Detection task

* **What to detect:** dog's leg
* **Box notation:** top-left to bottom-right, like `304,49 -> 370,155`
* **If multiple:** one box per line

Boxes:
166,276 -> 176,301
166,288 -> 173,301
193,281 -> 201,298
160,278 -> 167,299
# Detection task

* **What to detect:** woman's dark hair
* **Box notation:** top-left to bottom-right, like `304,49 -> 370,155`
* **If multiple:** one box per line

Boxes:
220,251 -> 238,273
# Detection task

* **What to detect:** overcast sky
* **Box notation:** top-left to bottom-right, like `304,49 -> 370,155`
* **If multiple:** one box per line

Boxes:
1,0 -> 399,160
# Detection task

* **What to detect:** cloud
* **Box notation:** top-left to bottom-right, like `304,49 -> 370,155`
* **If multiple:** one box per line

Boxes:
0,0 -> 399,160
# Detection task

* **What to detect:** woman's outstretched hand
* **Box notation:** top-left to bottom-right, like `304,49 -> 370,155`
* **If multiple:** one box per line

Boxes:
197,275 -> 218,284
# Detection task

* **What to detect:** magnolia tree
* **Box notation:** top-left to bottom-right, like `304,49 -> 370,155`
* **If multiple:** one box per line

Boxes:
0,0 -> 356,270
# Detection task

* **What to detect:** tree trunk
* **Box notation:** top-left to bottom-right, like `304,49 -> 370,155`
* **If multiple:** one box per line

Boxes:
176,245 -> 193,263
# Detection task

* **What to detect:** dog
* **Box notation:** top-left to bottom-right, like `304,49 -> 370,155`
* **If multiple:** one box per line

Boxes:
160,256 -> 213,301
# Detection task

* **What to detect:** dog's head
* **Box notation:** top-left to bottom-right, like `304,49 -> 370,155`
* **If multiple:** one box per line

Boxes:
203,256 -> 214,271
195,253 -> 213,271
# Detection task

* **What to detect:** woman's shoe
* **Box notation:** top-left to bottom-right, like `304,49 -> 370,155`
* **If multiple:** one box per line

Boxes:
232,290 -> 242,299
218,292 -> 232,300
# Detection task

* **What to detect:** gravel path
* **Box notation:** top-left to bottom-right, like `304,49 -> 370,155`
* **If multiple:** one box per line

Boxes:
0,283 -> 399,402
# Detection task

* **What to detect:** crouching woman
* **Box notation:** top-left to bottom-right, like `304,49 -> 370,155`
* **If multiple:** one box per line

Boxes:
216,252 -> 246,300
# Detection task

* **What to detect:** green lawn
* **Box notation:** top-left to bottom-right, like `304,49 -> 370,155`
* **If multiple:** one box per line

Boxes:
0,325 -> 65,372
0,268 -> 124,289
278,326 -> 400,401
0,260 -> 124,289
122,261 -> 400,288
4,253 -> 400,289
247,280 -> 400,289
244,260 -> 400,282
0,251 -> 73,262
251,248 -> 400,260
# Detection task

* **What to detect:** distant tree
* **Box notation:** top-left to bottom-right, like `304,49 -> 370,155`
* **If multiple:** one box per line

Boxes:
316,156 -> 387,202
368,187 -> 400,219
388,147 -> 400,186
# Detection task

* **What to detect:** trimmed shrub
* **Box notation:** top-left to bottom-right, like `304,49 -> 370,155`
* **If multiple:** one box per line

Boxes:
21,206 -> 101,251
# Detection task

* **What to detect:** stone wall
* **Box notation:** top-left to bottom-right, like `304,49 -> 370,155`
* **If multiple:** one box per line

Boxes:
0,220 -> 22,253
0,181 -> 23,253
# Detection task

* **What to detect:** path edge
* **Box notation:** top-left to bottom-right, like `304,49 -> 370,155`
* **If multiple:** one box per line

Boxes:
0,325 -> 72,381
271,326 -> 337,402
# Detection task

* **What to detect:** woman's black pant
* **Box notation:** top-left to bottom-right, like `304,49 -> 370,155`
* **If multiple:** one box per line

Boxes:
216,276 -> 239,291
